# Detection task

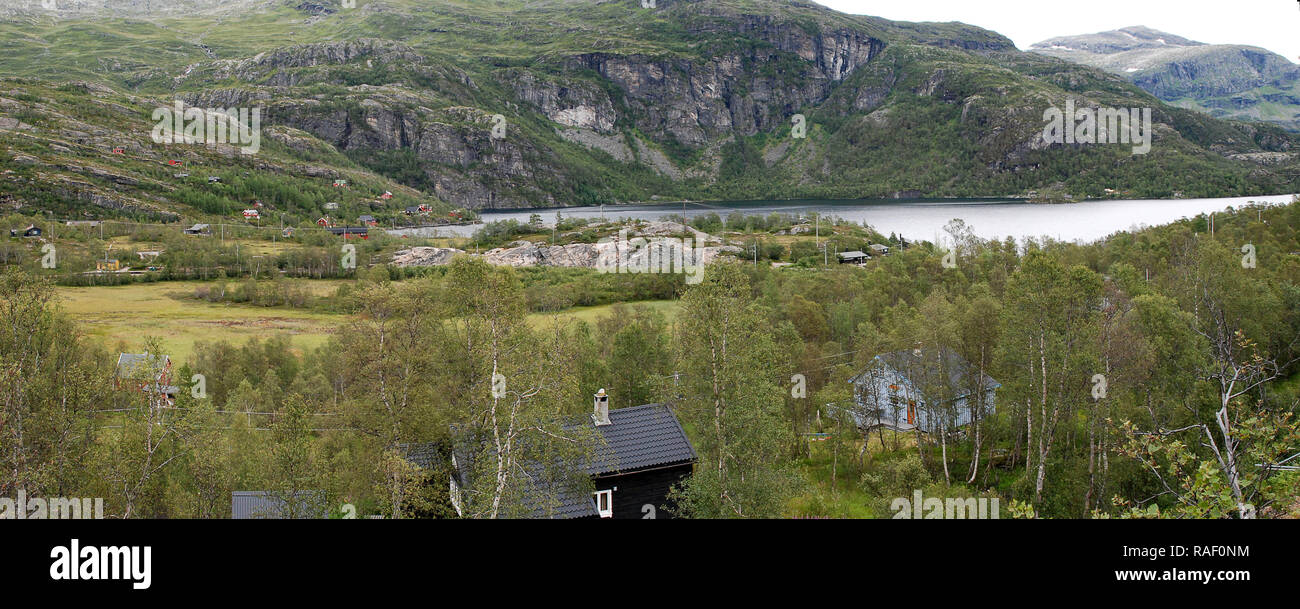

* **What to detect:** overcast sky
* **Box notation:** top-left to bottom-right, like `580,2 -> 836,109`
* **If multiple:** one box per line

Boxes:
812,0 -> 1300,63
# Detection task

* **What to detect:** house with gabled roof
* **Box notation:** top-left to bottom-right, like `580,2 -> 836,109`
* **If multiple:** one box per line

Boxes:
846,346 -> 999,433
419,389 -> 696,519
115,352 -> 178,403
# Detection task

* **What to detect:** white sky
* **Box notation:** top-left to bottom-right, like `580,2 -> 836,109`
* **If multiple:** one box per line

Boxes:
812,0 -> 1300,63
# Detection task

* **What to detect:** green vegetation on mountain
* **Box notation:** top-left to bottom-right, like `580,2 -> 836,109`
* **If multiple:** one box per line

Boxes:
0,0 -> 1296,223
1031,26 -> 1300,131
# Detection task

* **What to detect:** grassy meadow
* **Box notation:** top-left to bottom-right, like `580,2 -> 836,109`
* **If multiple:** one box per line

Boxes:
56,278 -> 681,364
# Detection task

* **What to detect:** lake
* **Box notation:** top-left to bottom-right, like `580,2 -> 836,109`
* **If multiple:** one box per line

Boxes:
391,194 -> 1298,244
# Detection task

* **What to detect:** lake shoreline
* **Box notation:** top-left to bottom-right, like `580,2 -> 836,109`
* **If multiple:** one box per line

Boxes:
400,194 -> 1299,244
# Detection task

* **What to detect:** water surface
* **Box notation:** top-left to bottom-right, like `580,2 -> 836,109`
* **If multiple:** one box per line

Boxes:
391,194 -> 1297,244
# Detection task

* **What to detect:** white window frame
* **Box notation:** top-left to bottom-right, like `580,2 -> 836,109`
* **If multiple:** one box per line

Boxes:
593,490 -> 613,518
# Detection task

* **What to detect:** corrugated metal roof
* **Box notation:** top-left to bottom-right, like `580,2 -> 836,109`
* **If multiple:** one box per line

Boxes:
116,352 -> 168,380
230,491 -> 325,519
853,347 -> 1001,400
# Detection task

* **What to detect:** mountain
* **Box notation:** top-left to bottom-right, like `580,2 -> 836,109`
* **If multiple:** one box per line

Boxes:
1,1 -> 1297,222
1030,26 -> 1300,131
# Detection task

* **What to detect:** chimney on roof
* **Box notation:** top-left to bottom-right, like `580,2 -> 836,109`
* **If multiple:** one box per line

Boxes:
593,388 -> 611,426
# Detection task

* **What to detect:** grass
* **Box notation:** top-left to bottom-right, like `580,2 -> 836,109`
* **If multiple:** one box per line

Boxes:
787,430 -> 917,518
57,280 -> 680,363
56,281 -> 344,363
527,299 -> 679,327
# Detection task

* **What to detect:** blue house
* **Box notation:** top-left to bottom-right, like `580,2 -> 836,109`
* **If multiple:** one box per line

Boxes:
846,347 -> 999,433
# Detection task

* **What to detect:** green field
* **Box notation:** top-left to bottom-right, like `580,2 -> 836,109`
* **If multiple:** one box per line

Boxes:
56,281 -> 344,363
57,280 -> 680,363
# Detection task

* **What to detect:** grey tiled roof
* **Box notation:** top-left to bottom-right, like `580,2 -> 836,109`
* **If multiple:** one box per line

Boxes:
584,404 -> 696,474
400,442 -> 444,470
435,403 -> 695,519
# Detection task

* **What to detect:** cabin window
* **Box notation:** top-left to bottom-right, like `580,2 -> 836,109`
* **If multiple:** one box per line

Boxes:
594,490 -> 613,518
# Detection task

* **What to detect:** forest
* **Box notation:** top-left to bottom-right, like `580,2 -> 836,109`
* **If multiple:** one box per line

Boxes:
1,198 -> 1297,519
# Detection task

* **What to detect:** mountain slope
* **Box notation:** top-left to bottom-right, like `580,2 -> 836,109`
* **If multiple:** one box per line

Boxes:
0,79 -> 454,225
1030,26 -> 1300,131
1,0 -> 1297,219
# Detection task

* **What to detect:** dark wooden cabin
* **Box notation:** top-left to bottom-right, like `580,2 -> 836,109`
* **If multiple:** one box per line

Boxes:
417,389 -> 696,519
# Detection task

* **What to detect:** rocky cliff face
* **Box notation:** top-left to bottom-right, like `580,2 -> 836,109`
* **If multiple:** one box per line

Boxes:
558,14 -> 885,147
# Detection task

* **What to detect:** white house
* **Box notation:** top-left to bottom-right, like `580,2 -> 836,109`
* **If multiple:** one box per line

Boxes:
845,347 -> 999,433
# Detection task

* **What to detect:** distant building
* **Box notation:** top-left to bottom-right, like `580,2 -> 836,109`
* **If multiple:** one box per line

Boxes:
327,226 -> 368,240
136,250 -> 163,261
358,215 -> 378,226
207,176 -> 221,183
847,347 -> 999,433
95,259 -> 123,272
243,209 -> 260,219
837,250 -> 870,264
184,223 -> 211,236
231,491 -> 327,520
869,243 -> 890,256
9,225 -> 41,238
380,191 -> 393,200
114,352 -> 178,403
323,202 -> 339,211
333,179 -> 348,188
